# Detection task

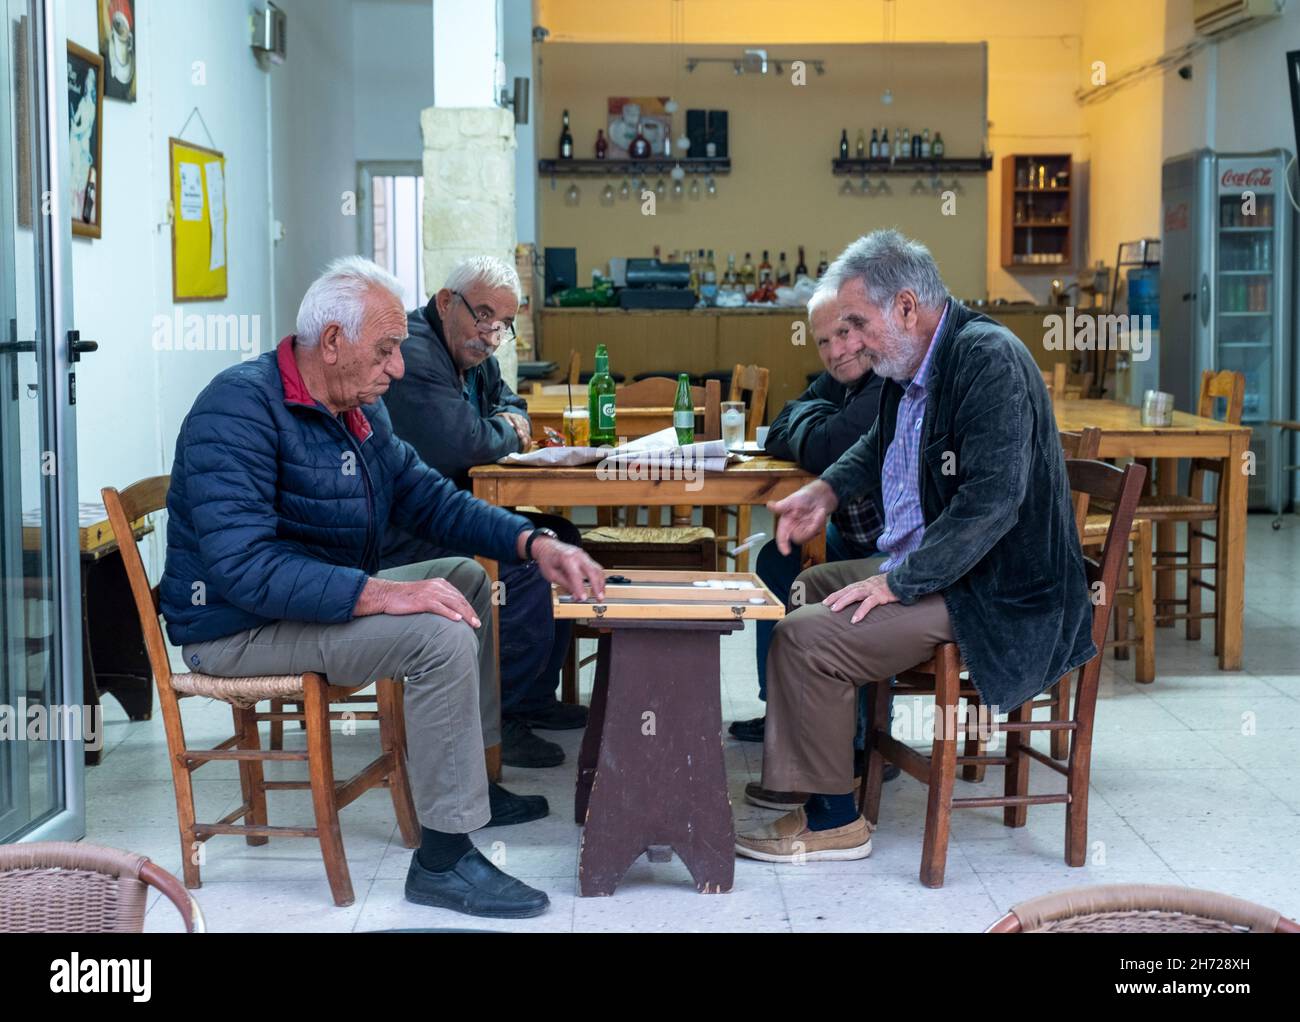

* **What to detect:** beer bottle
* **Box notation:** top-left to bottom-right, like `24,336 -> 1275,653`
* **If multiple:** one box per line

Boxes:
673,373 -> 694,445
588,344 -> 617,445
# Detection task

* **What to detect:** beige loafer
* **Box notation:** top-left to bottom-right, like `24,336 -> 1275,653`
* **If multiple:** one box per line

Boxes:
735,808 -> 875,863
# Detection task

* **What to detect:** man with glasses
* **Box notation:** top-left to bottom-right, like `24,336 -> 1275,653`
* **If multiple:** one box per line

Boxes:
383,256 -> 585,775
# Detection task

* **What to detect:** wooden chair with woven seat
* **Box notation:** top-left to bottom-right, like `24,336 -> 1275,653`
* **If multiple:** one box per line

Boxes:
0,841 -> 204,933
102,476 -> 419,908
986,883 -> 1300,933
1137,369 -> 1245,649
858,457 -> 1146,888
704,363 -> 770,572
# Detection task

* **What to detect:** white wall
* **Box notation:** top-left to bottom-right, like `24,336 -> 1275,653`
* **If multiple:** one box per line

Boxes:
502,0 -> 534,245
64,0 -> 273,516
352,0 -> 433,163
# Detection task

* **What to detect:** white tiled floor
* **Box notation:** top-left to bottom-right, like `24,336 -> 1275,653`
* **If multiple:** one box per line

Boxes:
81,515 -> 1300,932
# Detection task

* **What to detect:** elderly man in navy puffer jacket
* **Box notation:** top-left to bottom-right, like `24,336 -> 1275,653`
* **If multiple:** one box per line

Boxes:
161,256 -> 605,920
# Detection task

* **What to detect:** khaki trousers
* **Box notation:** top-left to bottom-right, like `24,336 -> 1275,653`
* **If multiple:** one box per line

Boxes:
762,557 -> 954,796
182,557 -> 497,833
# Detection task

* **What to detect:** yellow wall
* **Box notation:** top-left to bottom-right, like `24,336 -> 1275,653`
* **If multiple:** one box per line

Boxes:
537,41 -> 990,299
536,0 -> 1106,302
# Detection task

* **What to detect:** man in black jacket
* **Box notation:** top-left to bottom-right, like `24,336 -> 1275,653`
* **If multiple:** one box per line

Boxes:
382,256 -> 583,771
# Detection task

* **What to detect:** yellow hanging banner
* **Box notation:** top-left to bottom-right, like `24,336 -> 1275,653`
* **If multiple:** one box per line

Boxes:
169,137 -> 228,301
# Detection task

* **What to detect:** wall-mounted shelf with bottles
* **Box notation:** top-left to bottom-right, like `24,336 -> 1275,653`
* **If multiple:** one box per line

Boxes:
832,156 -> 993,175
538,158 -> 731,177
1001,154 -> 1073,270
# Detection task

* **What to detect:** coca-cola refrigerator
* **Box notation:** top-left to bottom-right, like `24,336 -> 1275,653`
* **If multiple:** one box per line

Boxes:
1160,149 -> 1296,511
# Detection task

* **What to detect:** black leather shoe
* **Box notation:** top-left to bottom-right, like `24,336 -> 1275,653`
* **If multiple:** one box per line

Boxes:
484,782 -> 549,827
728,715 -> 766,743
515,701 -> 588,731
404,848 -> 549,918
501,718 -> 565,768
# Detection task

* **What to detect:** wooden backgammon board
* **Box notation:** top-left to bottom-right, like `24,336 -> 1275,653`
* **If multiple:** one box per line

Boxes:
553,570 -> 785,897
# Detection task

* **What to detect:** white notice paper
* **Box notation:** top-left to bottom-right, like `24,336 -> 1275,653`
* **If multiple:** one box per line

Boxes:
178,162 -> 203,221
204,162 -> 226,271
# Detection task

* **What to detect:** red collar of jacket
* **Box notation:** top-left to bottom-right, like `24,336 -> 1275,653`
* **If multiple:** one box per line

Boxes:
277,335 -> 373,443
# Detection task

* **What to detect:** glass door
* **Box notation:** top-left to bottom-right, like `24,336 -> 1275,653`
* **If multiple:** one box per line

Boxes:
0,0 -> 83,842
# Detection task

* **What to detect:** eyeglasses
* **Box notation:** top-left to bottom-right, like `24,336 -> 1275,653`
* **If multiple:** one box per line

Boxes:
454,291 -> 516,341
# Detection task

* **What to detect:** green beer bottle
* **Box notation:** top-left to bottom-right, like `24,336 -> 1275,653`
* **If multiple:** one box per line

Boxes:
588,344 -> 616,445
673,373 -> 694,445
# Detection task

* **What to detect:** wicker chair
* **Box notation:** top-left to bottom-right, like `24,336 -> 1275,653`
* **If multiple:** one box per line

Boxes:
0,842 -> 204,933
986,883 -> 1300,933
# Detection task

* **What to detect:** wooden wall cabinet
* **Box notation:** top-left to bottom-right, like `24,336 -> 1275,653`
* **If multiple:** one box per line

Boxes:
1000,154 -> 1072,270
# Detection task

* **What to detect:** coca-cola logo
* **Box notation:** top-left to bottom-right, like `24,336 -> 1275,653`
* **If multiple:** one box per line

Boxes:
1221,167 -> 1272,188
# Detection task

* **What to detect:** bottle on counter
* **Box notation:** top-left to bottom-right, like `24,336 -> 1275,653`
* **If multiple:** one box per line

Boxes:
881,128 -> 890,160
687,250 -> 700,296
921,128 -> 931,159
741,252 -> 756,287
869,127 -> 880,158
855,129 -> 866,158
911,129 -> 922,159
629,122 -> 652,159
674,374 -> 695,446
759,250 -> 773,285
724,252 -> 738,290
559,109 -> 574,159
701,249 -> 719,305
588,344 -> 617,445
776,251 -> 791,286
932,131 -> 945,158
839,128 -> 849,159
595,129 -> 607,159
795,245 -> 808,279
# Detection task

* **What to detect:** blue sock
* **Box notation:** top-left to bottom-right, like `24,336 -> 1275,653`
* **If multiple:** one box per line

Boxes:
803,793 -> 857,831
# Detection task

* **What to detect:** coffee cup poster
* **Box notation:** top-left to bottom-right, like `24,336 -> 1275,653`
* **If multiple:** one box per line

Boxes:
67,42 -> 104,239
98,0 -> 136,102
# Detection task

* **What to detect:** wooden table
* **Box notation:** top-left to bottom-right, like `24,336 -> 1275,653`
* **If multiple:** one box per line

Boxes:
470,456 -> 821,779
553,570 -> 784,896
524,391 -> 703,441
1054,398 -> 1251,671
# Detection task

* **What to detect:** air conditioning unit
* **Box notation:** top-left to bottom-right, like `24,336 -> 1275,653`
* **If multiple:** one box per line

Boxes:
1193,0 -> 1284,37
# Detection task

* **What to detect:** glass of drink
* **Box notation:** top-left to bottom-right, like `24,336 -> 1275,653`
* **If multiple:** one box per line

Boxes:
721,401 -> 746,449
562,407 -> 590,447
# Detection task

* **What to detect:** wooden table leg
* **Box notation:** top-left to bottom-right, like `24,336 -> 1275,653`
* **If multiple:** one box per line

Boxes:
578,621 -> 736,896
574,632 -> 611,824
1217,436 -> 1248,670
1154,458 -> 1179,628
476,555 -> 502,783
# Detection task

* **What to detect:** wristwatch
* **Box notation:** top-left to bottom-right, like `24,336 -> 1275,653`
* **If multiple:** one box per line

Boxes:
524,526 -> 560,560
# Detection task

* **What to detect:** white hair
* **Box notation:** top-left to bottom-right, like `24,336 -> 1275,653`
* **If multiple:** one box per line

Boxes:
295,256 -> 405,347
822,229 -> 948,312
807,281 -> 838,318
443,255 -> 522,303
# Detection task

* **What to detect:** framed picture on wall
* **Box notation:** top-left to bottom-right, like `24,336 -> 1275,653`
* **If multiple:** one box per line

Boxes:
98,0 -> 137,102
607,97 -> 672,159
67,41 -> 104,239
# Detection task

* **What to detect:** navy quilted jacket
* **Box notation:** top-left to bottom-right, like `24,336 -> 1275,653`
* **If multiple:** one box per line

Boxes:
161,337 -> 533,647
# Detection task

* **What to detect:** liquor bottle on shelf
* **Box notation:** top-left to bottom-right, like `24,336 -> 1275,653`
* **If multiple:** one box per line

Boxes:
559,109 -> 574,159
932,131 -> 945,158
855,129 -> 866,158
701,249 -> 719,305
839,128 -> 849,159
758,250 -> 773,285
816,249 -> 829,278
595,129 -> 607,159
869,127 -> 880,158
911,130 -> 922,159
901,128 -> 911,159
687,250 -> 700,296
921,128 -> 931,159
629,122 -> 652,159
588,345 -> 617,445
795,245 -> 808,279
777,251 -> 791,286
724,253 -> 738,291
741,252 -> 756,287
674,374 -> 695,446
881,129 -> 890,160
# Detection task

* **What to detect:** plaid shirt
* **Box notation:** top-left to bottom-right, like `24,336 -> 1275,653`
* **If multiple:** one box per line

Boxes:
877,301 -> 949,572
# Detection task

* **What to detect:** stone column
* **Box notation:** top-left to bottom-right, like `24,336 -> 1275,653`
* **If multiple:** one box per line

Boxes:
421,106 -> 519,388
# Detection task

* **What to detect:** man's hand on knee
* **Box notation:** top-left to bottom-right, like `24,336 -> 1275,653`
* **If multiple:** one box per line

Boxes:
354,577 -> 481,627
824,573 -> 899,624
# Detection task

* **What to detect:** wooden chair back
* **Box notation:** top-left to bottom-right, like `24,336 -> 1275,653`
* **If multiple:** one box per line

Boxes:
101,477 -> 176,709
1064,459 -> 1147,650
728,363 -> 770,440
1197,369 -> 1245,425
1059,427 -> 1101,536
616,376 -> 721,440
566,349 -> 581,386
